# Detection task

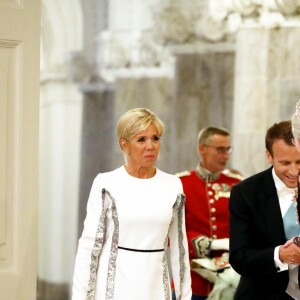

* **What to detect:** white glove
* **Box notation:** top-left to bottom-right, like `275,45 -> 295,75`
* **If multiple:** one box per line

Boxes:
218,266 -> 240,288
211,238 -> 229,251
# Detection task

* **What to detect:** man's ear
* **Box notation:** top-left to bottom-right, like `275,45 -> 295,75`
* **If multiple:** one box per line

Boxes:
266,149 -> 273,165
198,144 -> 205,155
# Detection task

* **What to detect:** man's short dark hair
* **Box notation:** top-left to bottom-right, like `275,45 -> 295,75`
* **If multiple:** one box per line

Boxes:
265,120 -> 294,156
197,127 -> 230,145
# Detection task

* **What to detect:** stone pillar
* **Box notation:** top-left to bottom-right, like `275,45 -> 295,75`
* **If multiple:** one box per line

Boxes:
38,78 -> 82,300
77,83 -> 116,236
172,49 -> 235,173
232,25 -> 300,177
39,1 -> 83,299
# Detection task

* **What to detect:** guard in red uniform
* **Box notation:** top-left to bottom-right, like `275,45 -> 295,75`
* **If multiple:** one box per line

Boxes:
177,127 -> 242,300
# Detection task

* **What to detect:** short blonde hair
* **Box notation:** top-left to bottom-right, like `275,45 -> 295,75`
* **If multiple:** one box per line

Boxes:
117,108 -> 165,141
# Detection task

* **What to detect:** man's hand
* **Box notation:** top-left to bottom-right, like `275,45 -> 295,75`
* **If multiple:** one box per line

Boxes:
279,241 -> 300,264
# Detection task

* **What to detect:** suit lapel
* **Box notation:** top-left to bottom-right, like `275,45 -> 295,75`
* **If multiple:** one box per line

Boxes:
258,168 -> 287,244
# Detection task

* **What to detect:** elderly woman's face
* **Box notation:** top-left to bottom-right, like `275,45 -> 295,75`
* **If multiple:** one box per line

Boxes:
122,124 -> 160,168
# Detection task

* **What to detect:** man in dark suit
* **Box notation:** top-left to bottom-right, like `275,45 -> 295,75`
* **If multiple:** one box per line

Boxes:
229,120 -> 300,300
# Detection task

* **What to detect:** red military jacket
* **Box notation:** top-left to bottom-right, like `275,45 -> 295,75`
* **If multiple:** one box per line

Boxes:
178,168 -> 242,296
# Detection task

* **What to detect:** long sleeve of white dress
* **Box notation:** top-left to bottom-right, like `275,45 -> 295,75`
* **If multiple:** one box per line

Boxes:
72,174 -> 105,299
169,192 -> 192,300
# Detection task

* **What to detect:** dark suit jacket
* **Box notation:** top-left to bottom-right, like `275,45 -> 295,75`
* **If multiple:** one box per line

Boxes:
229,167 -> 294,300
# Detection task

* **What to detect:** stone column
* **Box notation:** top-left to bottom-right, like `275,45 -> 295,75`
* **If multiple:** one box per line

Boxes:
171,49 -> 235,173
231,6 -> 300,177
77,82 -> 116,236
38,1 -> 83,299
38,77 -> 82,300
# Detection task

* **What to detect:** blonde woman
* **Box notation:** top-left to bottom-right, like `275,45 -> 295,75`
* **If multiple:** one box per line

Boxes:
72,108 -> 192,300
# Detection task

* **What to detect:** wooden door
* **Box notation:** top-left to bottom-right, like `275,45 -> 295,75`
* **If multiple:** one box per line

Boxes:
0,0 -> 40,299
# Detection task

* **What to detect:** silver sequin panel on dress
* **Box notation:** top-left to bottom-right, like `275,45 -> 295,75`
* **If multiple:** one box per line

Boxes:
86,188 -> 119,300
165,193 -> 186,300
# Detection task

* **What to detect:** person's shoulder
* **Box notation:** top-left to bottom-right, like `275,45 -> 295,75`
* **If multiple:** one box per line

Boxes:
158,168 -> 179,178
233,168 -> 272,190
175,170 -> 192,178
94,166 -> 123,182
156,169 -> 183,186
222,169 -> 244,181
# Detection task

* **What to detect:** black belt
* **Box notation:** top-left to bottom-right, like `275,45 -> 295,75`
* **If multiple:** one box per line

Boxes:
118,246 -> 164,253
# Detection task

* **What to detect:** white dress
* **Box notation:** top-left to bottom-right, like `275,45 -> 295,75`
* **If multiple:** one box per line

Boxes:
72,166 -> 192,300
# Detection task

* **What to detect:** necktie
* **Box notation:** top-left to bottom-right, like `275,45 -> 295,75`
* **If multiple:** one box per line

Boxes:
283,201 -> 299,239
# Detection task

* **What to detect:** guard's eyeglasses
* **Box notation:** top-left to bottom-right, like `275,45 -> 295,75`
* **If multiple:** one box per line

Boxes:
203,145 -> 232,154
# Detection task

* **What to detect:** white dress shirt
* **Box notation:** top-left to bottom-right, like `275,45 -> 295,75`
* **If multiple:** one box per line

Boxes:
272,169 -> 300,299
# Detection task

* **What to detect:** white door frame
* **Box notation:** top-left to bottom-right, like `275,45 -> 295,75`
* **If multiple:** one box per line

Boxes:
0,1 -> 40,299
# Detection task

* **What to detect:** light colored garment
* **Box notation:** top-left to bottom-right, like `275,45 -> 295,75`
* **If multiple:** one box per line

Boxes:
207,267 -> 240,300
191,253 -> 240,300
273,169 -> 300,300
72,166 -> 192,300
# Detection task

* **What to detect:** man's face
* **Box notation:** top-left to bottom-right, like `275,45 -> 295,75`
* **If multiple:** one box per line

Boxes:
198,134 -> 231,173
266,139 -> 300,188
